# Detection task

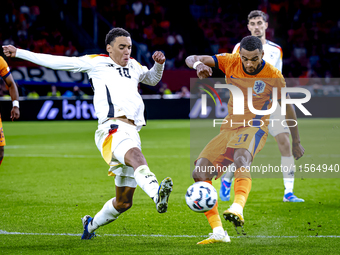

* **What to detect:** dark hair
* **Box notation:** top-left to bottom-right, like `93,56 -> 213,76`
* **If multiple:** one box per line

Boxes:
248,10 -> 267,22
240,35 -> 263,52
105,28 -> 130,45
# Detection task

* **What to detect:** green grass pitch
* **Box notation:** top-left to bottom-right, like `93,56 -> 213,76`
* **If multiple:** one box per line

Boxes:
1,119 -> 339,254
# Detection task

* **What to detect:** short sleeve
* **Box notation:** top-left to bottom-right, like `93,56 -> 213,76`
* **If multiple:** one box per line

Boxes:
232,43 -> 240,54
214,53 -> 235,74
0,57 -> 10,78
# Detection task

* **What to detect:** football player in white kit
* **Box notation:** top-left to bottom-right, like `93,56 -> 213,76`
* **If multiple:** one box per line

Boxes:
3,27 -> 174,239
220,10 -> 305,202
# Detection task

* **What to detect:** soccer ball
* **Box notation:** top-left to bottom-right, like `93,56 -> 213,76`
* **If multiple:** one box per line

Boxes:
185,181 -> 217,213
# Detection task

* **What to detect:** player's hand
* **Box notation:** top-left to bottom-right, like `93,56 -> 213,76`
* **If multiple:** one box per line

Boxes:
2,45 -> 17,58
196,64 -> 212,80
152,51 -> 166,65
10,107 -> 20,121
292,142 -> 304,160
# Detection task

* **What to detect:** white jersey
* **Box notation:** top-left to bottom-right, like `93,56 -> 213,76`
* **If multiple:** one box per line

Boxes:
16,49 -> 164,127
232,40 -> 283,72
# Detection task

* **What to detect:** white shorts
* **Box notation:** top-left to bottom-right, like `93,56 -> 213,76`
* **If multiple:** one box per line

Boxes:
268,105 -> 291,137
95,119 -> 141,188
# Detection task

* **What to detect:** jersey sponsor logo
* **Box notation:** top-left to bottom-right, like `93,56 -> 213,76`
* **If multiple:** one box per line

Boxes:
253,80 -> 266,94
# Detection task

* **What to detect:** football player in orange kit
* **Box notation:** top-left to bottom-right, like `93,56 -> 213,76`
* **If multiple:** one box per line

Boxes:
0,55 -> 20,166
185,35 -> 304,244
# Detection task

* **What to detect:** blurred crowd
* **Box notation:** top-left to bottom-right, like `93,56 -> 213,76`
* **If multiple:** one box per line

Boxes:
190,0 -> 340,82
0,0 -> 79,56
0,0 -> 339,98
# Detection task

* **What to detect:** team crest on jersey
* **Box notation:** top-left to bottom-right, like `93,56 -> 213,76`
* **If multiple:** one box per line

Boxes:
253,80 -> 266,94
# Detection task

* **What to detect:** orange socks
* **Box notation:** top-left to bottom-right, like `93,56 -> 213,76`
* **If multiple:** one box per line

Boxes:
204,181 -> 223,229
233,168 -> 252,208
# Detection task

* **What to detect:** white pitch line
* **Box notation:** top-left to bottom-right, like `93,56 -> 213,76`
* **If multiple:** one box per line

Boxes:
4,154 -> 100,159
4,154 -> 189,159
1,230 -> 339,239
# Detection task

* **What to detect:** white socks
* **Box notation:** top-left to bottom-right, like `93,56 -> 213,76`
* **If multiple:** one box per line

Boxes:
134,165 -> 159,202
213,226 -> 225,236
282,156 -> 295,194
87,165 -> 159,233
88,198 -> 120,233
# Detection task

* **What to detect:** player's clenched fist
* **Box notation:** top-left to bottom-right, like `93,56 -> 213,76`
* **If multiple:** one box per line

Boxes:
2,45 -> 17,58
196,63 -> 212,80
292,142 -> 305,160
152,51 -> 166,65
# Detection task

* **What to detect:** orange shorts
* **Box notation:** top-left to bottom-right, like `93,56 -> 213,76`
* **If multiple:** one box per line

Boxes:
197,126 -> 268,176
0,117 -> 6,146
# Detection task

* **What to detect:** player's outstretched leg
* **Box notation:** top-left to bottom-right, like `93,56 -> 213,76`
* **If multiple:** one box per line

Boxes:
223,149 -> 252,234
133,165 -> 173,213
194,159 -> 231,244
282,156 -> 304,202
125,148 -> 173,213
81,215 -> 96,239
275,133 -> 304,202
197,196 -> 231,244
81,197 -> 121,239
155,177 -> 173,213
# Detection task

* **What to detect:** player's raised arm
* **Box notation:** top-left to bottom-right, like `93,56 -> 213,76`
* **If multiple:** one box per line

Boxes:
2,45 -> 92,73
140,51 -> 165,86
185,55 -> 215,79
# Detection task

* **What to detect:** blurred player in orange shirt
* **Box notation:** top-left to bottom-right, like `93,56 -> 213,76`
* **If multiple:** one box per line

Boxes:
0,55 -> 20,166
185,35 -> 304,244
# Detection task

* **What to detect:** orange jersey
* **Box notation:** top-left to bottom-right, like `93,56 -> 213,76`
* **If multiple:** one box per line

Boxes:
213,53 -> 286,130
0,56 -> 10,79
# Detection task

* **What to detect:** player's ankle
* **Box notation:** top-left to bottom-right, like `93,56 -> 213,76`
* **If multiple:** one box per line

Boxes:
213,226 -> 225,236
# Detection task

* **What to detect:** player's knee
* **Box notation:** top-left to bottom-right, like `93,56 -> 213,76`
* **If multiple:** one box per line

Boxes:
193,158 -> 214,181
234,155 -> 248,169
125,147 -> 147,169
275,133 -> 291,156
276,133 -> 290,146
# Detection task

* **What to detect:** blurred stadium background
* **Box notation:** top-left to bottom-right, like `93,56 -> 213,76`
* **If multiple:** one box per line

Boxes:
1,1 -> 340,254
0,0 -> 340,121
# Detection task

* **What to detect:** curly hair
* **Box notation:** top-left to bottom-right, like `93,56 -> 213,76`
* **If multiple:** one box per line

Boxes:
240,35 -> 263,52
105,28 -> 131,45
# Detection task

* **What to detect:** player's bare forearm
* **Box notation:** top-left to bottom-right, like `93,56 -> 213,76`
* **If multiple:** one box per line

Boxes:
5,74 -> 19,101
4,74 -> 20,120
185,55 -> 215,79
185,55 -> 215,68
285,102 -> 305,159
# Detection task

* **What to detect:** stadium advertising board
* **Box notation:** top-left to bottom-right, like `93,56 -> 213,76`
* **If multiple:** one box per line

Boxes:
0,98 -> 190,121
11,66 -> 90,87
